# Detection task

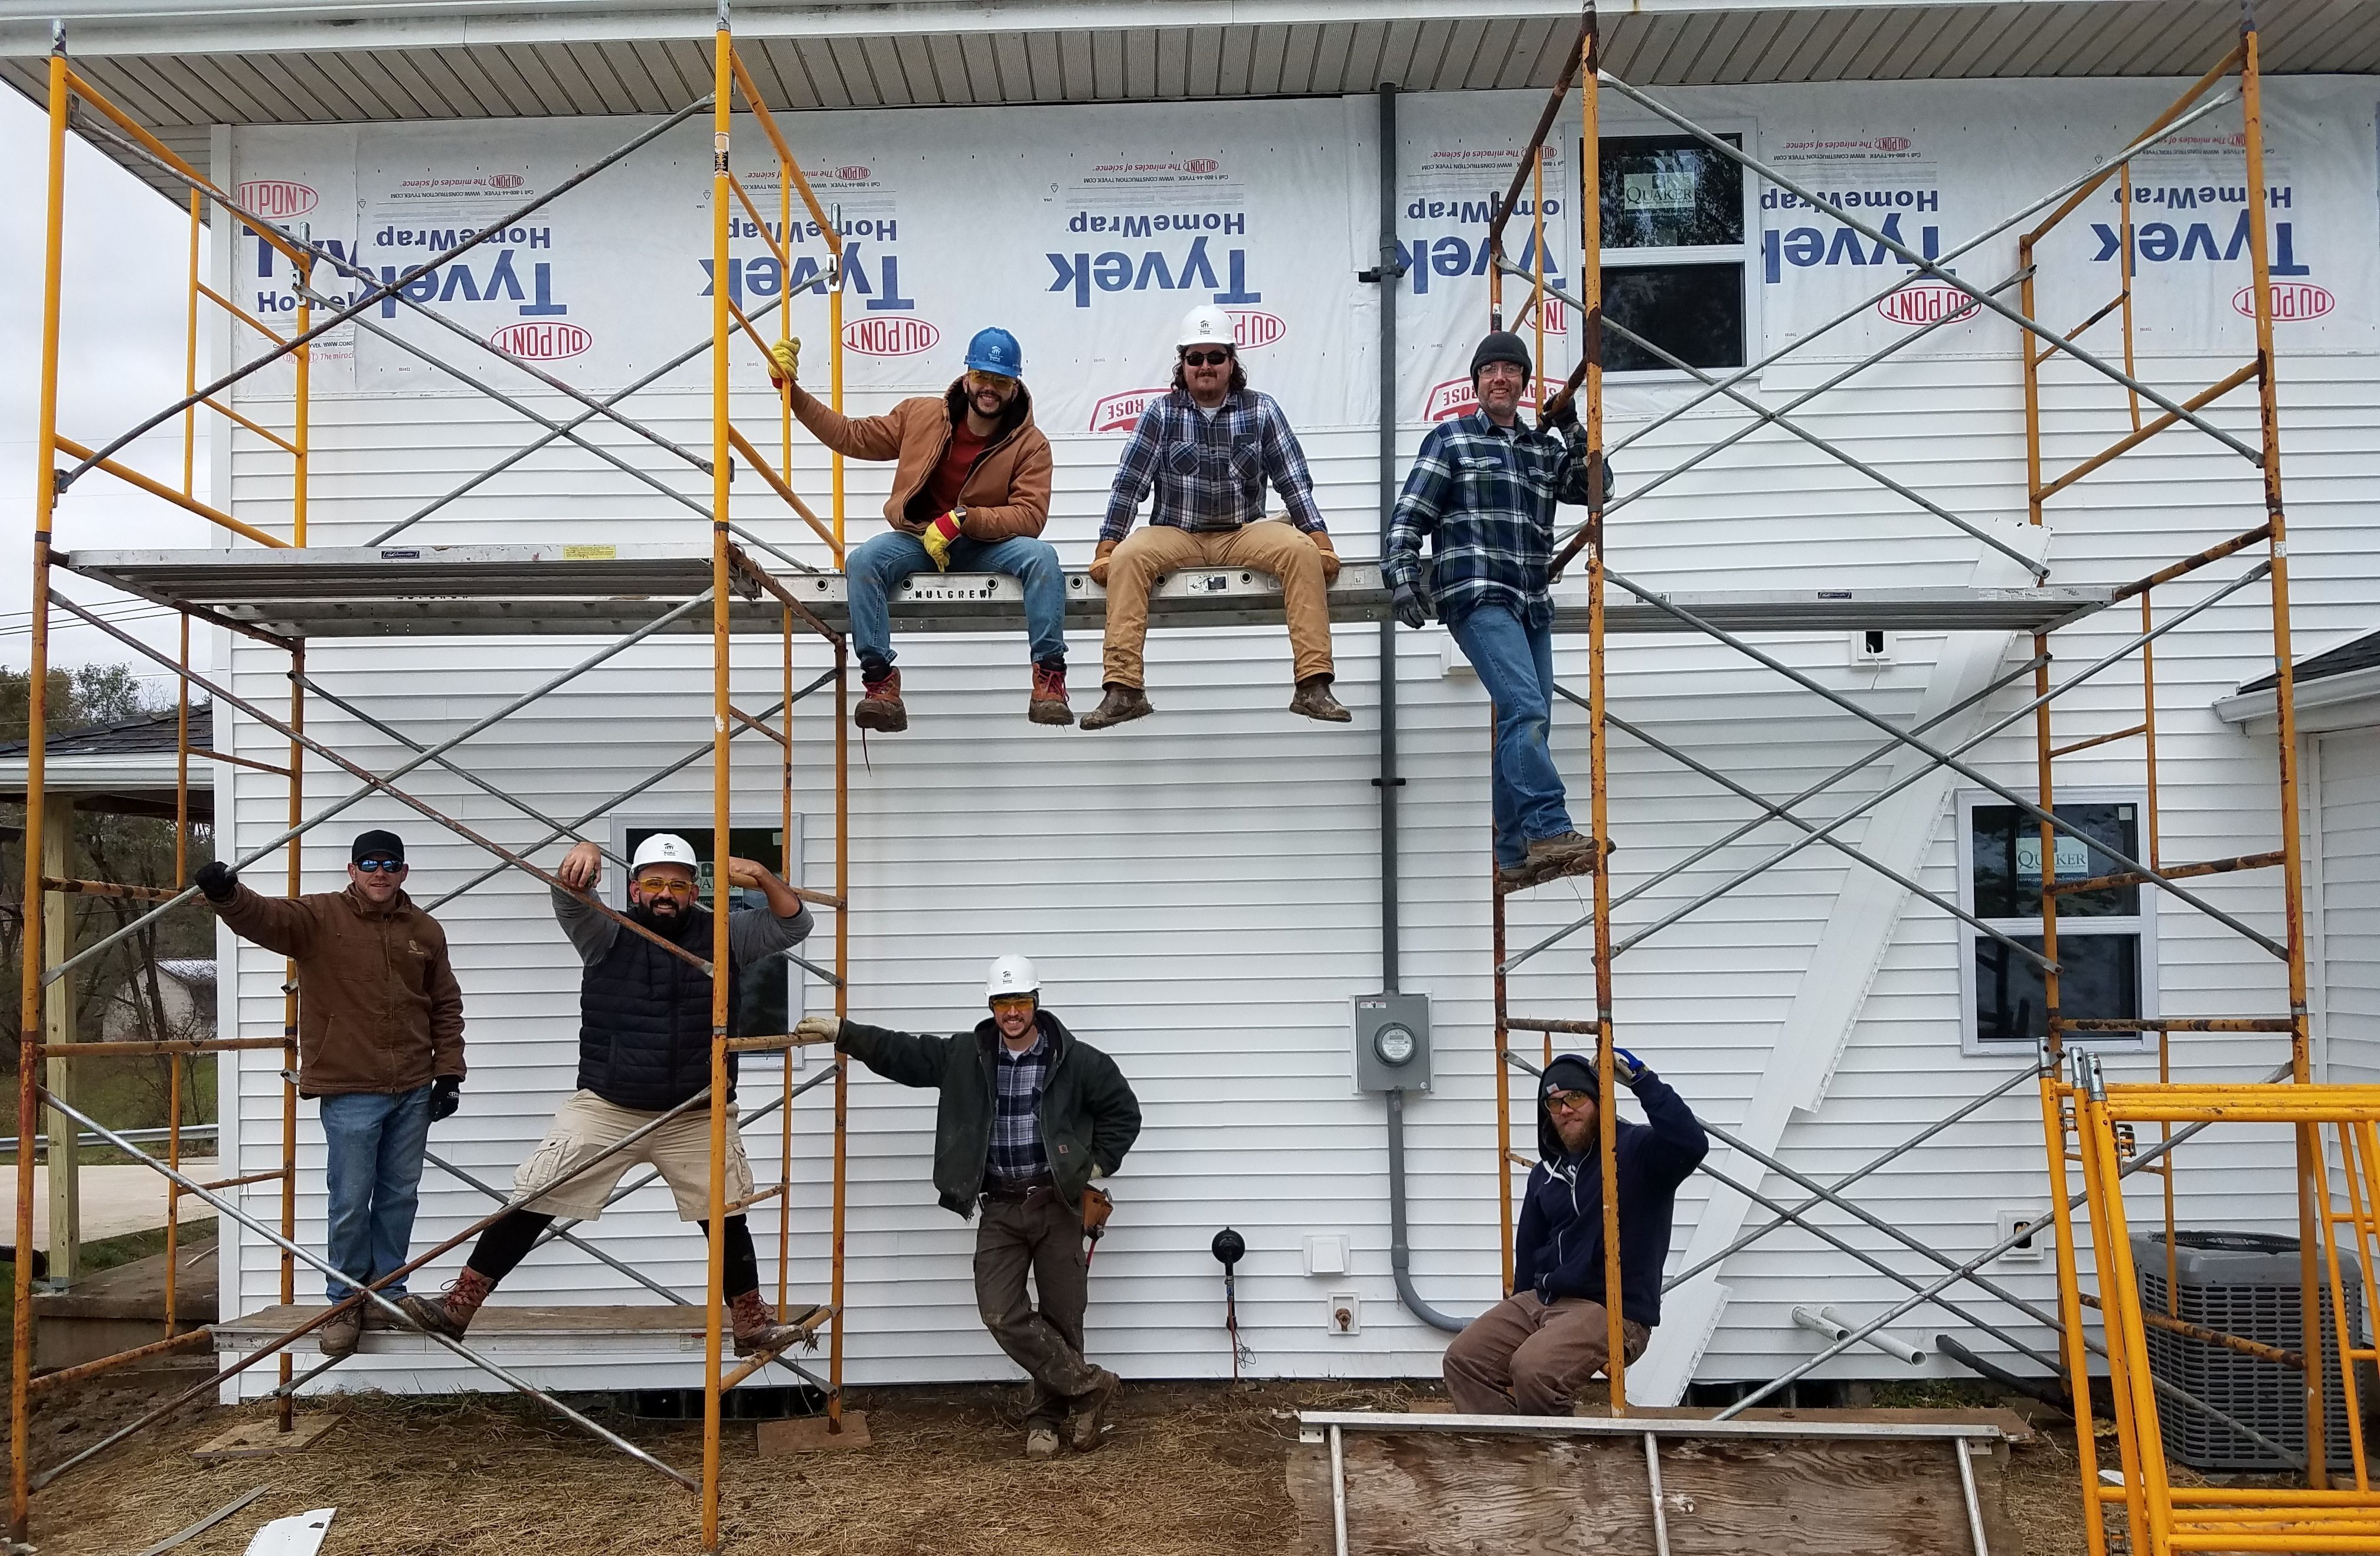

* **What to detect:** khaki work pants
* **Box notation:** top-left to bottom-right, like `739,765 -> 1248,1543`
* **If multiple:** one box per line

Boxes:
1100,520 -> 1335,689
975,1187 -> 1099,1427
1441,1292 -> 1650,1415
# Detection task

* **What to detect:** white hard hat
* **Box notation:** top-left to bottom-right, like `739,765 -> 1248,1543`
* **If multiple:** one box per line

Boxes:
630,833 -> 700,872
985,953 -> 1041,999
1176,304 -> 1234,349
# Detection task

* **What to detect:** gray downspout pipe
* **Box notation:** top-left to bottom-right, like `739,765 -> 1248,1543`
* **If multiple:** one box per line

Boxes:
1365,81 -> 1464,1335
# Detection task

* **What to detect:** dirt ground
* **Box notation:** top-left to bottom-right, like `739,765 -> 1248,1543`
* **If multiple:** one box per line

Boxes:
24,1367 -> 2106,1555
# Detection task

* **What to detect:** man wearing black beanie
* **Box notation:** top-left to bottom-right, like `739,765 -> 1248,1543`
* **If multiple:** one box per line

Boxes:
1443,1048 -> 1707,1414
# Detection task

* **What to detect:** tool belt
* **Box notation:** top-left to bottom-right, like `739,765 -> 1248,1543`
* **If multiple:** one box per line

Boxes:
980,1173 -> 1055,1205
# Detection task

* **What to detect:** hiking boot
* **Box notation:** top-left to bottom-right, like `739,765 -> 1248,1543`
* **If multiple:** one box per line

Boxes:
1289,675 -> 1351,723
1080,684 -> 1152,731
317,1304 -> 363,1358
1024,1425 -> 1062,1460
1497,832 -> 1605,894
1067,1368 -> 1120,1453
397,1267 -> 492,1341
1028,662 -> 1075,726
731,1289 -> 819,1359
854,667 -> 907,733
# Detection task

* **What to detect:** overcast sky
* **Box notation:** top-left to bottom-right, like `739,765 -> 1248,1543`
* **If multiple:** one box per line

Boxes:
0,87 -> 214,695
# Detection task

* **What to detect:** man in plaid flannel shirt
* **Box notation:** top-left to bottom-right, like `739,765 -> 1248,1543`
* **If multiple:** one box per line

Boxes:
1387,331 -> 1607,894
800,954 -> 1141,1460
1082,305 -> 1351,730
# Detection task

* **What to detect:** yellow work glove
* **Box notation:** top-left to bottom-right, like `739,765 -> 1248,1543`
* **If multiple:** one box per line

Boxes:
768,338 -> 800,390
1309,530 -> 1342,584
921,509 -> 963,571
1089,537 -> 1119,586
792,1015 -> 842,1045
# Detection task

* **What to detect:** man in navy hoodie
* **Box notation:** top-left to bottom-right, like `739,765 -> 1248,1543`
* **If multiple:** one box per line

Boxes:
1444,1050 -> 1708,1414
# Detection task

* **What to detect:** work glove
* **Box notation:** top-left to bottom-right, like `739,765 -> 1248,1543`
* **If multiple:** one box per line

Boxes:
194,861 -> 238,903
1081,1185 -> 1114,1240
793,1015 -> 843,1046
1613,1047 -> 1648,1087
1539,391 -> 1579,432
1391,582 -> 1428,629
430,1076 -> 462,1122
921,509 -> 964,571
768,338 -> 800,390
1088,537 -> 1119,587
1308,530 -> 1342,584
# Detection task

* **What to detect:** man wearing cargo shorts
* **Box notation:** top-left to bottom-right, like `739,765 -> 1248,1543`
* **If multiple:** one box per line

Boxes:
1443,1050 -> 1707,1414
401,834 -> 817,1357
796,954 -> 1142,1458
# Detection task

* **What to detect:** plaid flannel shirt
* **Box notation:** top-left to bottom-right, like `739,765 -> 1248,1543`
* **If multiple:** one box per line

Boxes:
1100,388 -> 1328,543
988,1026 -> 1052,1185
1385,411 -> 1594,627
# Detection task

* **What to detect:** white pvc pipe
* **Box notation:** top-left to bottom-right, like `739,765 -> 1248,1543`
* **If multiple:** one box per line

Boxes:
1792,1304 -> 1928,1367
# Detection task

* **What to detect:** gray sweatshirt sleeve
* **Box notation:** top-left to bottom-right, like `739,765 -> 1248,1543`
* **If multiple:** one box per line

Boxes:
551,886 -> 620,966
730,903 -> 814,967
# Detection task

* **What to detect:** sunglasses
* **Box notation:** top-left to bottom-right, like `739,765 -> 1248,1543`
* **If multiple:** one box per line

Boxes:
354,859 -> 406,874
635,876 -> 698,898
965,370 -> 1016,390
1181,349 -> 1233,367
989,995 -> 1036,1014
1545,1088 -> 1595,1113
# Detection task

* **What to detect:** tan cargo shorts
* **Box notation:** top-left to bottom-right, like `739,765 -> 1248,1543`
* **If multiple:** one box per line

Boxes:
511,1089 -> 756,1222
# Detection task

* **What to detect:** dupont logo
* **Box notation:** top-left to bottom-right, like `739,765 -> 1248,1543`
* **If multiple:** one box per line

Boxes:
843,317 -> 941,357
1874,136 -> 1912,152
1425,377 -> 1555,421
488,174 -> 525,190
1228,309 -> 1286,348
837,165 -> 871,181
1183,158 -> 1221,174
491,322 -> 593,361
2234,281 -> 2334,321
1876,282 -> 1982,327
1090,388 -> 1170,433
1515,297 -> 1570,334
237,180 -> 317,219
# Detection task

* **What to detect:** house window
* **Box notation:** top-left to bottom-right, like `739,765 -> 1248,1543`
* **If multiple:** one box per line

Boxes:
1599,133 -> 1751,375
1957,792 -> 2155,1056
616,817 -> 806,1042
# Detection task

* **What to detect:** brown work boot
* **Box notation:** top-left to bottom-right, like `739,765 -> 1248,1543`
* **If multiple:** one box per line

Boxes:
317,1303 -> 363,1358
1080,684 -> 1152,731
1024,1424 -> 1062,1460
1067,1368 -> 1120,1453
1496,832 -> 1605,895
1289,675 -> 1351,723
1028,662 -> 1075,726
855,666 -> 907,732
397,1266 -> 492,1341
730,1289 -> 819,1359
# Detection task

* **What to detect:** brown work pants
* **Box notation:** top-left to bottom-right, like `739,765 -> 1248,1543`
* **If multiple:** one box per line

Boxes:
1100,520 -> 1335,689
1442,1292 -> 1650,1416
975,1188 -> 1099,1427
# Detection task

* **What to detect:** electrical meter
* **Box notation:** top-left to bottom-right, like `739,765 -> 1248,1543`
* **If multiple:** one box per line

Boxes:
1353,993 -> 1432,1093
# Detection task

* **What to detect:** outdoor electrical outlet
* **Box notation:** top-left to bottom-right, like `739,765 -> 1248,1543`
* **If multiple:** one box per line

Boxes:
1852,629 -> 1897,665
1996,1208 -> 2046,1263
1328,1294 -> 1361,1335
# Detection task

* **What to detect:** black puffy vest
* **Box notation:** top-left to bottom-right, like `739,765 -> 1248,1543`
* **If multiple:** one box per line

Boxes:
577,906 -> 741,1112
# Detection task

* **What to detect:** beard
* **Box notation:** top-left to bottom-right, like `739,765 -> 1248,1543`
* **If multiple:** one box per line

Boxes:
630,898 -> 688,932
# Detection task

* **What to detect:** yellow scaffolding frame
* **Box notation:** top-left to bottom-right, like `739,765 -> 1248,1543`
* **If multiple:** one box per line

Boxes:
11,14 -> 857,1552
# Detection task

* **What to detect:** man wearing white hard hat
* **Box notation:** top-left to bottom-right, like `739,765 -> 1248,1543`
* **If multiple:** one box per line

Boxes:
796,955 -> 1142,1459
1083,304 -> 1348,730
402,834 -> 818,1358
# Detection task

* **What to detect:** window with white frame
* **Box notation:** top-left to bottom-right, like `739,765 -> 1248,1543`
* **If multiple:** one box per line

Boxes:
615,815 -> 806,1043
1598,131 -> 1753,374
1957,790 -> 2156,1056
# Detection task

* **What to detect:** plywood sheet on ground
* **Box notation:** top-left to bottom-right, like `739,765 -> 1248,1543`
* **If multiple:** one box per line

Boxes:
1288,1428 -> 2014,1555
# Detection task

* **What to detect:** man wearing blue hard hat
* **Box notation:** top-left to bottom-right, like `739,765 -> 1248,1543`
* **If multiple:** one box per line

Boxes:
773,326 -> 1068,729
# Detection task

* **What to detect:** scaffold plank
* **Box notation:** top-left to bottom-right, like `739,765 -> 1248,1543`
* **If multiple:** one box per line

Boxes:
63,547 -> 2111,639
212,1302 -> 822,1358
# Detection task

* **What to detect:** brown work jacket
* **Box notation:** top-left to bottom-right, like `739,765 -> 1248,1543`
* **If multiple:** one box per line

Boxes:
214,883 -> 466,1097
791,378 -> 1052,541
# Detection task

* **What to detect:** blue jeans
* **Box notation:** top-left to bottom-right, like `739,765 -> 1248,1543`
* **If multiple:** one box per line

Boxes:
1449,603 -> 1574,870
845,530 -> 1067,671
318,1086 -> 433,1301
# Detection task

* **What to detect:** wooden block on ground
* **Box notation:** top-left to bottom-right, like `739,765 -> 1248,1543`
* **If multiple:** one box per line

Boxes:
757,1410 -> 871,1454
194,1411 -> 341,1461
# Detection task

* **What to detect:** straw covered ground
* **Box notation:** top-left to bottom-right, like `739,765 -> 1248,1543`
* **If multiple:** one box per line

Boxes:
25,1368 -> 2104,1554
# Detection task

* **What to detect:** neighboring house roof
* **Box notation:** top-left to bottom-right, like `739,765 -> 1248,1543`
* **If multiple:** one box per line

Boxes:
0,705 -> 211,760
155,958 -> 218,987
0,706 -> 217,821
2237,629 -> 2380,696
2215,628 -> 2380,734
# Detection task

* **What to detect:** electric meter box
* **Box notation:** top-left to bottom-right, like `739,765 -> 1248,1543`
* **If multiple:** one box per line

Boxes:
1353,993 -> 1432,1093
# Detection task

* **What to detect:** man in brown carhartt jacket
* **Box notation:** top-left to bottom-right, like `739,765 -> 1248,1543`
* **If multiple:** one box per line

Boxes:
196,828 -> 464,1359
776,325 -> 1068,731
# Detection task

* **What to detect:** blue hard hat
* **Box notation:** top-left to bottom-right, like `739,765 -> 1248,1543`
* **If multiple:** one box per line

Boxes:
963,326 -> 1023,378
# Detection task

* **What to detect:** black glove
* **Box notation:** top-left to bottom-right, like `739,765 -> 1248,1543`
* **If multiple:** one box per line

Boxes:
194,861 -> 238,903
1594,452 -> 1616,509
1541,392 -> 1579,431
430,1076 -> 462,1122
1392,582 -> 1428,629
